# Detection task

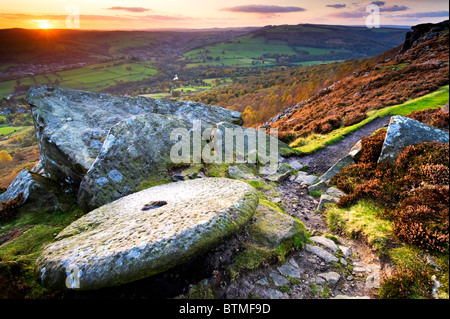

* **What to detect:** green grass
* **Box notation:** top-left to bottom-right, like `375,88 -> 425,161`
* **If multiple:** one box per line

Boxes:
0,124 -> 29,136
182,34 -> 343,69
326,199 -> 394,253
0,60 -> 158,99
290,85 -> 450,153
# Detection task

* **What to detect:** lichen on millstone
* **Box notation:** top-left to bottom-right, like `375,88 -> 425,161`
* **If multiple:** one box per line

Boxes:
35,178 -> 259,291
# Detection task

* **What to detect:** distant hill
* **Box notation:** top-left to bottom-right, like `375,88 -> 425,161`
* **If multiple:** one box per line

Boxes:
181,24 -> 407,68
268,20 -> 449,144
187,21 -> 448,135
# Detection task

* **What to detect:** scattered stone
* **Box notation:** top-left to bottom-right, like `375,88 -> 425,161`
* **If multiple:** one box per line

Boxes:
310,236 -> 339,252
265,288 -> 285,299
277,261 -> 301,279
295,172 -> 319,186
270,273 -> 290,287
348,139 -> 363,161
305,244 -> 339,263
324,187 -> 346,198
353,267 -> 370,274
317,195 -> 339,211
365,272 -> 380,289
340,258 -> 348,266
228,165 -> 256,180
35,178 -> 259,290
308,181 -> 328,193
317,272 -> 340,285
289,160 -> 304,171
378,115 -> 449,164
255,278 -> 270,286
248,204 -> 308,250
338,245 -> 352,259
172,174 -> 187,182
314,277 -> 326,286
319,156 -> 355,182
431,275 -> 441,299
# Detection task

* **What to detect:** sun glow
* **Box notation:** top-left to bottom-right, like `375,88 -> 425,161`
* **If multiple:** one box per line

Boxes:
37,20 -> 52,29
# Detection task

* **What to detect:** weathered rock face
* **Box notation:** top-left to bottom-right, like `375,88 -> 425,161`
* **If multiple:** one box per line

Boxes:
77,113 -> 192,212
209,122 -> 291,165
248,204 -> 307,249
27,86 -> 242,188
319,155 -> 355,182
378,115 -> 449,164
35,178 -> 259,291
0,170 -> 60,209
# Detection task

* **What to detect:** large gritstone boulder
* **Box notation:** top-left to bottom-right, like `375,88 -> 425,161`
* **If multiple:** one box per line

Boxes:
35,178 -> 259,291
77,113 -> 192,212
378,115 -> 449,164
27,86 -> 242,188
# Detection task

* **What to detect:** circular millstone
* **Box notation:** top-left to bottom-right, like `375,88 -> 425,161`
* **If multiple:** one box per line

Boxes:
35,178 -> 259,290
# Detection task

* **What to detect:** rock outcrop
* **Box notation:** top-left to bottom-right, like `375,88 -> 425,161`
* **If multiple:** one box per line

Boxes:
378,115 -> 449,164
0,170 -> 61,209
77,113 -> 192,212
27,86 -> 242,189
248,204 -> 307,249
35,178 -> 259,290
210,122 -> 290,165
401,20 -> 449,52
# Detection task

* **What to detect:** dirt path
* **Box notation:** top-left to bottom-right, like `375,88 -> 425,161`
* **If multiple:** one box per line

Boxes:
284,116 -> 391,175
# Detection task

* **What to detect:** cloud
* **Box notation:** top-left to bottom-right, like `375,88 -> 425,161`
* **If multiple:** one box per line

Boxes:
221,5 -> 306,14
144,15 -> 193,21
326,4 -> 347,9
328,10 -> 365,18
381,5 -> 409,12
395,11 -> 449,18
107,7 -> 151,13
0,12 -> 191,23
371,1 -> 385,6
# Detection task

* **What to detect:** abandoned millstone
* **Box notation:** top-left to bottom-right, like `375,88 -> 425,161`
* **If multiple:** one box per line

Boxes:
378,115 -> 449,164
35,178 -> 259,290
27,86 -> 242,188
77,113 -> 193,212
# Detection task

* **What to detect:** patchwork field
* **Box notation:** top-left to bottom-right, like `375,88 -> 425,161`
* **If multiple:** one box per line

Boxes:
0,60 -> 157,99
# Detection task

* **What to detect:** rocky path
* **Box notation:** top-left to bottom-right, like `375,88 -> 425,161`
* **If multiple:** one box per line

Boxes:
220,118 -> 394,299
221,180 -> 383,299
284,116 -> 391,175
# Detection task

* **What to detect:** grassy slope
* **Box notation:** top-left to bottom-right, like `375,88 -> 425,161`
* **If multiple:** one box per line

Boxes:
290,85 -> 449,153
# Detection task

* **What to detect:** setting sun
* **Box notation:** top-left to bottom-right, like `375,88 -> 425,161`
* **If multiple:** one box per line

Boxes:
37,20 -> 52,29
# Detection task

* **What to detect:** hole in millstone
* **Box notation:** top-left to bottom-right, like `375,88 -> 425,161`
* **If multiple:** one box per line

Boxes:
141,201 -> 167,211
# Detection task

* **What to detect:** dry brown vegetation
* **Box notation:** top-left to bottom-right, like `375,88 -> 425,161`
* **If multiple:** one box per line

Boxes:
272,32 -> 449,139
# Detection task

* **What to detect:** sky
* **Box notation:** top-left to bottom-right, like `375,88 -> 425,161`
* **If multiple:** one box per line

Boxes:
0,0 -> 448,30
